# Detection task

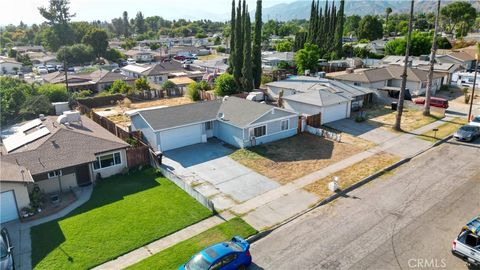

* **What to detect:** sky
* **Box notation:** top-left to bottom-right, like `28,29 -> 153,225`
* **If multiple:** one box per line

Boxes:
1,0 -> 299,25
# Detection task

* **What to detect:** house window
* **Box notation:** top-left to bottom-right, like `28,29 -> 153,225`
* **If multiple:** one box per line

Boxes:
205,121 -> 213,130
93,152 -> 122,170
48,170 -> 62,179
354,82 -> 361,86
281,119 -> 289,131
253,125 -> 266,137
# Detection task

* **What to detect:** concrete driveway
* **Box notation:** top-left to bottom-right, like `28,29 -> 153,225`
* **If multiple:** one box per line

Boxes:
2,220 -> 31,270
163,141 -> 280,209
326,118 -> 397,144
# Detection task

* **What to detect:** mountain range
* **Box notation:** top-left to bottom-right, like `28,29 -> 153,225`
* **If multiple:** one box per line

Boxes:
259,0 -> 480,21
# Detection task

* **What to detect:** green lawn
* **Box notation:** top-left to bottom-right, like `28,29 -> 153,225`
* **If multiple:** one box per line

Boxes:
31,168 -> 212,270
127,217 -> 257,270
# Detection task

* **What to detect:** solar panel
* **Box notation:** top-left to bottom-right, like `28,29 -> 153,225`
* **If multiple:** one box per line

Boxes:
18,119 -> 42,133
3,126 -> 51,153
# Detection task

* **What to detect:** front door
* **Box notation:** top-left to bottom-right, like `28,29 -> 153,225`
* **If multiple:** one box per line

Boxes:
76,164 -> 92,187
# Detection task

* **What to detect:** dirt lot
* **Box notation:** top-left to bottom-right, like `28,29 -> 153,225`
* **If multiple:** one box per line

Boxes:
229,133 -> 374,185
362,104 -> 444,132
93,96 -> 193,128
304,152 -> 399,199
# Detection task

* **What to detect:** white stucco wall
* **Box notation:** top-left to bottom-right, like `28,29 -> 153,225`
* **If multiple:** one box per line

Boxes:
92,149 -> 127,179
31,173 -> 78,194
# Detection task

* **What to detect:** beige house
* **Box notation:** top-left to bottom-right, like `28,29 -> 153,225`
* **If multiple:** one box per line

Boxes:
0,113 -> 129,223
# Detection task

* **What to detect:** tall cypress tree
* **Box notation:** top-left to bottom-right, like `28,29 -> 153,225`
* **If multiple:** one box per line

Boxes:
335,0 -> 345,56
307,0 -> 316,44
252,0 -> 262,88
242,12 -> 253,91
228,0 -> 236,74
233,1 -> 243,86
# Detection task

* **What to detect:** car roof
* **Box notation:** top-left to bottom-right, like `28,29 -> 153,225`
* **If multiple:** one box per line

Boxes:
201,242 -> 236,263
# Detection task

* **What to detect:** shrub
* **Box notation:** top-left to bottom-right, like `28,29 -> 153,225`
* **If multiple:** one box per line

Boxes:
198,80 -> 209,91
261,74 -> 273,85
110,80 -> 133,94
214,73 -> 237,96
187,82 -> 201,101
37,84 -> 69,102
216,46 -> 226,53
71,90 -> 93,99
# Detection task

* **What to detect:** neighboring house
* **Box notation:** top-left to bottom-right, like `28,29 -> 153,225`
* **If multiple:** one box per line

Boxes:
266,76 -> 374,124
41,70 -> 135,92
262,51 -> 295,69
168,76 -> 195,94
121,61 -> 187,85
436,51 -> 476,71
0,113 -> 129,222
130,96 -> 298,152
124,50 -> 155,63
0,58 -> 22,74
327,65 -> 445,96
194,57 -> 229,73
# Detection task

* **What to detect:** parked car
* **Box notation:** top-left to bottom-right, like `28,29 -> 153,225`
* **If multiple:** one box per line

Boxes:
0,228 -> 14,270
182,59 -> 194,64
453,125 -> 480,142
118,59 -> 128,67
173,55 -> 186,61
126,58 -> 136,65
36,65 -> 48,75
413,97 -> 449,109
178,236 -> 252,270
469,115 -> 480,127
452,216 -> 480,267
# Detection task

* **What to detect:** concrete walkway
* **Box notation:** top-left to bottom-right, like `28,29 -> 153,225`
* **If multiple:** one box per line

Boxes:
93,212 -> 234,270
234,117 -> 454,229
3,186 -> 93,270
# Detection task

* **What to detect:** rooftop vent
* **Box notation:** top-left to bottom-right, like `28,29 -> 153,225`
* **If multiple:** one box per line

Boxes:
218,112 -> 225,120
222,96 -> 229,102
39,114 -> 46,121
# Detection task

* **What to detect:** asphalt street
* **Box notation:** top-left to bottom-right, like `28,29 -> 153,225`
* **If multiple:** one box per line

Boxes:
249,139 -> 480,270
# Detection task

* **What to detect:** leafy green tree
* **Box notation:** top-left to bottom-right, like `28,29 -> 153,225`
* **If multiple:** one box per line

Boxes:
252,0 -> 263,88
335,0 -> 345,56
109,80 -> 132,94
82,28 -> 108,58
162,80 -> 179,96
71,90 -> 93,99
121,38 -> 137,50
344,15 -> 361,36
233,0 -> 244,87
37,84 -> 69,102
0,77 -> 28,125
57,44 -> 95,65
396,21 -> 409,35
122,11 -> 130,38
195,32 -> 207,38
38,0 -> 75,48
275,40 -> 293,52
214,73 -> 237,96
295,43 -> 320,75
198,80 -> 210,90
20,95 -> 52,117
440,1 -> 477,37
385,7 -> 393,35
187,82 -> 201,101
357,15 -> 383,41
134,77 -> 150,91
105,48 -> 125,62
385,31 -> 432,56
436,37 -> 452,49
149,43 -> 160,50
70,21 -> 95,43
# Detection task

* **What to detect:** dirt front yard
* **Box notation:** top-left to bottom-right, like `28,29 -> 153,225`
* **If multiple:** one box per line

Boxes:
304,152 -> 399,199
230,133 -> 373,185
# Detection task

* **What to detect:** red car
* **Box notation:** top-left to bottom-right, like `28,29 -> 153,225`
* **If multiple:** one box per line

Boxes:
173,55 -> 186,61
413,96 -> 449,109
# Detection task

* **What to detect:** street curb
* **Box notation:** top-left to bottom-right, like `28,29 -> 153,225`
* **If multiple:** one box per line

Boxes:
247,135 -> 453,244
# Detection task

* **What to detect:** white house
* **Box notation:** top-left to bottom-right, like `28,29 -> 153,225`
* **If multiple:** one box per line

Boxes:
0,58 -> 22,74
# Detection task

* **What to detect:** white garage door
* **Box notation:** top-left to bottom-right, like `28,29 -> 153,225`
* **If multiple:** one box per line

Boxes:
1,191 -> 19,223
323,103 -> 348,124
161,124 -> 203,151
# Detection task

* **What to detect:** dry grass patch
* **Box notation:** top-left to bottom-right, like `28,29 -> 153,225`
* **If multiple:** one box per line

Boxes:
364,105 -> 444,132
417,117 -> 467,142
129,96 -> 193,109
304,152 -> 399,199
230,133 -> 370,184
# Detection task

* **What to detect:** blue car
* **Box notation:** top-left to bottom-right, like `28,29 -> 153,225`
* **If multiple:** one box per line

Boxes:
179,236 -> 252,270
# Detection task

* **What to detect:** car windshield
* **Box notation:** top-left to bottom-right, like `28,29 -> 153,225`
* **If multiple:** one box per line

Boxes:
185,253 -> 211,270
460,126 -> 476,132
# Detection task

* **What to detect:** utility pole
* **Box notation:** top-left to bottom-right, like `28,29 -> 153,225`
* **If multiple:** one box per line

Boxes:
63,47 -> 69,92
424,0 -> 440,116
467,55 -> 478,121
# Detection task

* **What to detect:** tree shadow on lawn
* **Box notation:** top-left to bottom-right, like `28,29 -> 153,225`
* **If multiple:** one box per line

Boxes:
249,133 -> 334,162
31,221 -> 68,268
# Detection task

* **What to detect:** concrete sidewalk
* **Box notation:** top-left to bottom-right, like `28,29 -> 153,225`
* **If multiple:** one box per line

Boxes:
3,186 -> 92,270
93,212 -> 234,270
235,117 -> 454,229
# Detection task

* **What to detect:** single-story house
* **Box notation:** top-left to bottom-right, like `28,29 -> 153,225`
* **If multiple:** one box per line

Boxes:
266,76 -> 374,124
124,50 -> 155,63
121,61 -> 188,85
130,96 -> 298,152
436,51 -> 476,71
41,70 -> 135,92
262,51 -> 295,68
168,76 -> 195,94
327,65 -> 445,96
0,113 -> 129,223
0,58 -> 22,74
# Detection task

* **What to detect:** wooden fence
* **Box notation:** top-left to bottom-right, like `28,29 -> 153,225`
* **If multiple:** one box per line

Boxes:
126,145 -> 151,169
306,113 -> 322,128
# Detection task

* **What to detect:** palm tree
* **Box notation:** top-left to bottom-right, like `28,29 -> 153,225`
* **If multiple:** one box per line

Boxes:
385,7 -> 393,36
424,0 -> 441,116
394,0 -> 414,131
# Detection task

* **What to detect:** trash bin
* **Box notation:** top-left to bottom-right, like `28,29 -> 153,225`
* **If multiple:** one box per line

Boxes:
391,101 -> 398,111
